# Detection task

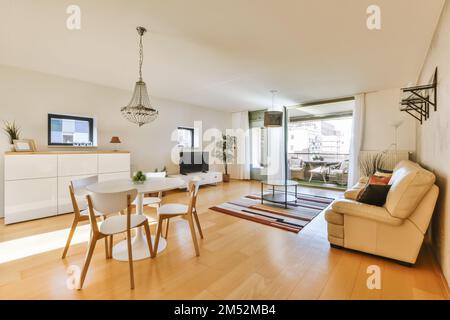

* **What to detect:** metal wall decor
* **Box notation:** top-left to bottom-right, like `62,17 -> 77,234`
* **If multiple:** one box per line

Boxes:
400,67 -> 437,125
121,26 -> 159,127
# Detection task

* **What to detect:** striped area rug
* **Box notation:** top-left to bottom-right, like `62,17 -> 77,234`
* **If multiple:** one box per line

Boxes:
209,193 -> 334,233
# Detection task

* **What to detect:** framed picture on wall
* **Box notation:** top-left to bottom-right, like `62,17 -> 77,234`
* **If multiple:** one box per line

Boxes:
13,139 -> 37,152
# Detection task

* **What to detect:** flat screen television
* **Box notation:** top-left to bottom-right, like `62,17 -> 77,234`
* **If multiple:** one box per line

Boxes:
180,152 -> 209,174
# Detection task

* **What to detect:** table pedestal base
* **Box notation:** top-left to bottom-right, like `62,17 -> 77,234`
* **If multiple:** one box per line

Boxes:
112,230 -> 167,262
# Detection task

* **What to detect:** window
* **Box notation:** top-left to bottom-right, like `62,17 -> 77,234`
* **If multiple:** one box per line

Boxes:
48,114 -> 96,146
177,127 -> 195,148
288,116 -> 352,157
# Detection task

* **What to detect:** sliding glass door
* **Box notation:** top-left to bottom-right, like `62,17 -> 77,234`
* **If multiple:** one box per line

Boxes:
287,99 -> 354,189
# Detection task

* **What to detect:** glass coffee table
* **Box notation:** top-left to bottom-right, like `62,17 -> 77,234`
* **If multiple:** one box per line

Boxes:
261,179 -> 299,209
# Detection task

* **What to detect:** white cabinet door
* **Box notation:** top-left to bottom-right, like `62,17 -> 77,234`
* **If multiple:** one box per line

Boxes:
5,155 -> 57,181
99,171 -> 130,182
57,175 -> 92,214
58,154 -> 98,177
210,172 -> 222,183
98,153 -> 130,173
5,178 -> 58,224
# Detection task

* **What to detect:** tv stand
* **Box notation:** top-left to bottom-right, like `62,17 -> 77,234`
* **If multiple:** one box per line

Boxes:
169,171 -> 223,189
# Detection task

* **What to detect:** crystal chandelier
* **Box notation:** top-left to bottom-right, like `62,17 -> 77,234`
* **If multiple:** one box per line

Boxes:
121,26 -> 158,127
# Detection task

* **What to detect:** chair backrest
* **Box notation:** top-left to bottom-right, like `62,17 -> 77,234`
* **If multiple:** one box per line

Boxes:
69,175 -> 98,217
187,178 -> 201,214
341,160 -> 350,172
71,175 -> 98,197
86,189 -> 137,233
146,171 -> 166,178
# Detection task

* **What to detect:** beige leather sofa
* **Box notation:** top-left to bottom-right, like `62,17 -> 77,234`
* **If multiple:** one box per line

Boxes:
325,160 -> 439,265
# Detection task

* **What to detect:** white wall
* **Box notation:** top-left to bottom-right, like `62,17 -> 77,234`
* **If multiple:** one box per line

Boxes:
416,0 -> 450,287
0,65 -> 231,217
362,88 -> 416,152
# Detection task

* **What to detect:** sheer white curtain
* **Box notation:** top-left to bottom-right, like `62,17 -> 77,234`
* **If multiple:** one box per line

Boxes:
267,107 -> 285,181
348,94 -> 366,186
231,111 -> 251,180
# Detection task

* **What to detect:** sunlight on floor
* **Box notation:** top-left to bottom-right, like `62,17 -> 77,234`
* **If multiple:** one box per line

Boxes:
0,224 -> 90,264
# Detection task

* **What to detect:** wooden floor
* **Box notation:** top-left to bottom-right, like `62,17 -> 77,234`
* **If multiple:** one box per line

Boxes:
0,180 -> 448,300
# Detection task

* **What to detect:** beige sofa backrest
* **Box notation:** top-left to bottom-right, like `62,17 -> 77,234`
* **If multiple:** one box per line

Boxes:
385,160 -> 436,219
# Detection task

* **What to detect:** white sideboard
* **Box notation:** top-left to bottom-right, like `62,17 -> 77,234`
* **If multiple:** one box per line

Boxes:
4,151 -> 130,224
169,171 -> 222,189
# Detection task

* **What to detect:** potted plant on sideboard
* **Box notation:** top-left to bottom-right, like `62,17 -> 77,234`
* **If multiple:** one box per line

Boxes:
2,121 -> 21,151
213,134 -> 235,182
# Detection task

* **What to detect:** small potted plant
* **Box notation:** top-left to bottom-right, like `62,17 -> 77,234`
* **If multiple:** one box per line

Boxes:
213,134 -> 235,183
2,121 -> 21,151
132,171 -> 147,184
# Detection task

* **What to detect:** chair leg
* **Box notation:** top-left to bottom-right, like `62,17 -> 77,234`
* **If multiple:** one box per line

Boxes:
104,237 -> 109,259
62,218 -> 78,259
109,235 -> 113,259
143,222 -> 154,258
186,214 -> 200,256
79,235 -> 98,290
163,218 -> 170,239
100,216 -> 109,259
152,217 -> 164,258
193,210 -> 204,239
126,228 -> 135,289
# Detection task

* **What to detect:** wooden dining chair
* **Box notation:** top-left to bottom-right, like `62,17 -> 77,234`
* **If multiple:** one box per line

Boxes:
62,175 -> 106,259
79,189 -> 153,290
153,179 -> 203,257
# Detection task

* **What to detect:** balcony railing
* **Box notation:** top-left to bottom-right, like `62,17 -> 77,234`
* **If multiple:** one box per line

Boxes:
288,152 -> 350,162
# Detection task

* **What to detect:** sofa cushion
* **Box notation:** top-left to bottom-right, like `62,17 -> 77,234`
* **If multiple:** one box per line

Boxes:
369,175 -> 391,185
385,160 -> 435,219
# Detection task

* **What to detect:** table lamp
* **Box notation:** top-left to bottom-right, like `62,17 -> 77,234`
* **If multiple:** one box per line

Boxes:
110,136 -> 121,151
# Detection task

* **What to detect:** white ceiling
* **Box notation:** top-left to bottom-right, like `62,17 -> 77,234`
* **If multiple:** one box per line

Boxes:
0,0 -> 445,111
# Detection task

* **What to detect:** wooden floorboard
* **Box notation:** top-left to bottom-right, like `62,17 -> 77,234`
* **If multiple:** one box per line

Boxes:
0,180 -> 448,300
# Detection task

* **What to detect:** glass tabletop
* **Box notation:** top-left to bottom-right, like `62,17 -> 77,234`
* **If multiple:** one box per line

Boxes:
261,179 -> 299,186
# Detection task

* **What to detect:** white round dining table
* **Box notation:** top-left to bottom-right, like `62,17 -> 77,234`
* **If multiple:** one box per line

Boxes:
87,177 -> 185,261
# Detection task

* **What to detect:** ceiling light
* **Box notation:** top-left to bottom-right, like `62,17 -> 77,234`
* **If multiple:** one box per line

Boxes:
121,26 -> 158,127
264,90 -> 283,127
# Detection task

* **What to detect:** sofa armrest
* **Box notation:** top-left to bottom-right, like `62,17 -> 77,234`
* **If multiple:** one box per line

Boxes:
344,177 -> 369,200
331,199 -> 403,226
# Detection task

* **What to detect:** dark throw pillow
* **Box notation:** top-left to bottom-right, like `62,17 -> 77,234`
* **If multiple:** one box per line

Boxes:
357,184 -> 391,207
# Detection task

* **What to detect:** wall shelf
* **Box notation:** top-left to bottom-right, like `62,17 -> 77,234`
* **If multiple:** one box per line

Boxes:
400,67 -> 437,125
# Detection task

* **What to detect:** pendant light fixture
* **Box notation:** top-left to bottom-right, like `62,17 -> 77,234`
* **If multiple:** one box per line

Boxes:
264,90 -> 283,127
121,26 -> 158,127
